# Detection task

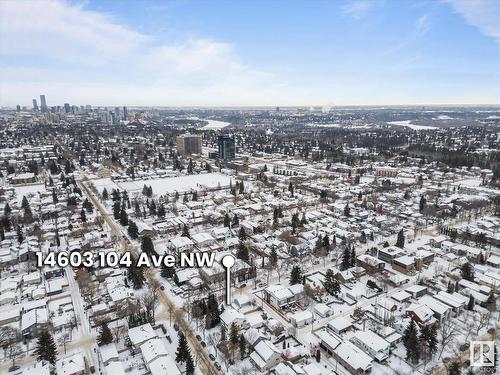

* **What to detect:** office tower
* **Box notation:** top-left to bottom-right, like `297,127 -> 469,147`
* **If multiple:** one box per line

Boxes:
32,99 -> 38,111
16,105 -> 21,112
176,134 -> 202,156
217,135 -> 236,160
64,103 -> 70,113
40,94 -> 47,112
123,106 -> 128,120
114,107 -> 120,120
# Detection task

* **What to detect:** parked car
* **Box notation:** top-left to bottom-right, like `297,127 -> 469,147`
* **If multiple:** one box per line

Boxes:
214,362 -> 222,370
209,354 -> 216,361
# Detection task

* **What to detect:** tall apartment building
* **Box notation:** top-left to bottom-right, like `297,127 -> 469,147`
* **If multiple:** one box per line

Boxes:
176,134 -> 202,156
217,135 -> 235,160
40,94 -> 47,113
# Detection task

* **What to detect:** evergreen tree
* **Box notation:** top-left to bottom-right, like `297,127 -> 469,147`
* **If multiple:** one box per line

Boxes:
205,293 -> 220,328
403,319 -> 420,363
128,221 -> 138,239
21,196 -> 29,210
224,213 -> 231,228
17,226 -> 24,244
269,248 -> 278,267
78,208 -> 86,222
119,207 -> 128,226
239,333 -> 246,359
4,203 -> 11,216
322,235 -> 330,249
229,322 -> 240,360
113,201 -> 121,220
467,295 -> 475,311
185,350 -> 195,375
323,269 -> 341,297
161,263 -> 174,279
340,247 -> 350,270
486,291 -> 496,311
156,203 -> 165,218
23,205 -> 33,224
52,190 -> 59,204
460,262 -> 474,282
288,182 -> 294,197
419,195 -> 427,212
239,181 -> 244,194
238,226 -> 246,240
396,229 -> 405,248
102,188 -> 109,200
0,226 -> 4,241
289,265 -> 302,285
419,325 -> 437,358
343,203 -> 350,217
149,200 -> 157,216
236,241 -> 249,262
127,264 -> 145,289
34,330 -> 58,364
175,333 -> 190,363
350,246 -> 356,267
141,235 -> 155,255
97,322 -> 113,346
181,224 -> 190,238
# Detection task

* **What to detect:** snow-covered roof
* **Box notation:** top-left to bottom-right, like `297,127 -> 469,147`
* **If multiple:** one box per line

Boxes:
148,354 -> 181,375
254,339 -> 280,361
352,330 -> 390,352
140,338 -> 168,364
335,342 -> 372,371
128,323 -> 156,346
99,343 -> 119,364
55,353 -> 85,375
327,316 -> 352,333
104,362 -> 126,375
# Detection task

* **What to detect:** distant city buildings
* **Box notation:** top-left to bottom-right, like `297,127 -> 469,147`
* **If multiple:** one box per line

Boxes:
32,99 -> 38,111
176,134 -> 202,156
40,94 -> 47,112
217,135 -> 236,160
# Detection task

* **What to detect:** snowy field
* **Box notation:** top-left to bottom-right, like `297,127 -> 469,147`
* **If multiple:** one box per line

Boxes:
92,173 -> 232,196
387,120 -> 438,130
201,119 -> 231,130
14,183 -> 46,197
306,123 -> 341,128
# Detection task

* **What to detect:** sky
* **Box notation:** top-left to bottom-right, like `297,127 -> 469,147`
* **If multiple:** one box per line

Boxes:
0,0 -> 499,107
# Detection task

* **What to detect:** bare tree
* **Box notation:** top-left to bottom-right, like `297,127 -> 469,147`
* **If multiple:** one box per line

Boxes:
141,289 -> 159,323
474,312 -> 491,337
438,321 -> 459,359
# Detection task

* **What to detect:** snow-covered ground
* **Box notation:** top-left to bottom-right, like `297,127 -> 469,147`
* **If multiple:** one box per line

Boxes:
201,119 -> 231,130
387,120 -> 438,130
92,172 -> 232,196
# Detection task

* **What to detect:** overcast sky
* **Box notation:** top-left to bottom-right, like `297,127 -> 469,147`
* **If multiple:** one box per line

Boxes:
1,0 -> 499,107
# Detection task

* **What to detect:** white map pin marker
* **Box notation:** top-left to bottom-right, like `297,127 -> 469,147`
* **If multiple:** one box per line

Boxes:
221,254 -> 235,305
